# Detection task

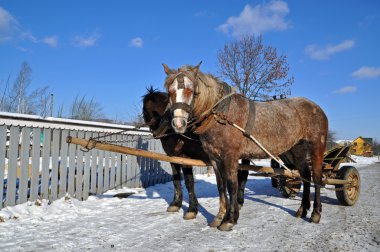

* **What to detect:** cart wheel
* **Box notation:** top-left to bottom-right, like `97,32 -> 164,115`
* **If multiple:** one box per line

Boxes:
278,178 -> 301,198
335,166 -> 360,206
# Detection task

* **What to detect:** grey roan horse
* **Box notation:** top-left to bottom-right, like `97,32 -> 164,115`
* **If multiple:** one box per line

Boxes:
163,63 -> 328,231
142,87 -> 251,220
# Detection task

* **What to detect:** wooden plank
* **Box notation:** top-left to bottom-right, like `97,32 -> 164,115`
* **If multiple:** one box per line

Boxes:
17,127 -> 30,204
41,128 -> 51,199
0,125 -> 7,208
154,140 -> 164,184
97,143 -> 104,195
323,178 -> 351,185
137,137 -> 147,188
150,139 -> 157,186
126,135 -> 133,187
109,135 -> 116,189
75,131 -> 85,200
6,126 -> 19,206
131,135 -> 143,187
90,133 -> 98,194
120,134 -> 127,186
82,132 -> 91,200
50,129 -> 60,201
67,131 -> 77,196
59,130 -> 69,198
115,134 -> 122,189
30,128 -> 41,201
103,144 -> 110,192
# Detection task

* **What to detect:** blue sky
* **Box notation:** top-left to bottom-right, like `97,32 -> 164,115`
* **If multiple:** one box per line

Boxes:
0,0 -> 379,141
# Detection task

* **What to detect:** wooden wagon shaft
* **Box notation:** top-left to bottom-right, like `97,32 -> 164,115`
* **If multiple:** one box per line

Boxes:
66,137 -> 352,186
66,136 -> 209,167
239,164 -> 299,178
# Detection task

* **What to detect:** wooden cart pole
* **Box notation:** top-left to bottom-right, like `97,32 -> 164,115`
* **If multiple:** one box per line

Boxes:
66,136 -> 209,167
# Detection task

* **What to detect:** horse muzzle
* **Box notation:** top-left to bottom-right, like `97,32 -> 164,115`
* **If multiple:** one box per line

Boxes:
171,116 -> 188,134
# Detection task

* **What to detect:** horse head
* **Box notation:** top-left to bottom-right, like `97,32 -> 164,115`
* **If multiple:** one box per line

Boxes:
142,86 -> 170,134
162,62 -> 202,134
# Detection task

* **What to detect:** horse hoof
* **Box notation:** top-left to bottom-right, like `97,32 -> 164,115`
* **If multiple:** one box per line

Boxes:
210,217 -> 223,228
295,209 -> 302,218
167,205 -> 180,212
218,223 -> 234,232
310,212 -> 321,223
184,212 -> 197,220
295,207 -> 307,218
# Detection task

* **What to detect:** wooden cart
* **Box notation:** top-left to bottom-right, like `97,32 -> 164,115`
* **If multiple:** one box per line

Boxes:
270,146 -> 360,206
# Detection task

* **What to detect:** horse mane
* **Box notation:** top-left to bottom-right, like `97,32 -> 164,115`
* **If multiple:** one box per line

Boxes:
163,65 -> 224,118
142,86 -> 168,105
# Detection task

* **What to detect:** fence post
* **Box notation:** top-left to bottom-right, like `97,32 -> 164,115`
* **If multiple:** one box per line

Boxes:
97,142 -> 104,195
90,132 -> 98,195
18,127 -> 31,204
50,129 -> 60,201
68,131 -> 77,196
0,125 -> 6,207
75,131 -> 85,200
59,130 -> 69,198
82,131 -> 91,200
29,128 -> 41,201
6,126 -> 19,206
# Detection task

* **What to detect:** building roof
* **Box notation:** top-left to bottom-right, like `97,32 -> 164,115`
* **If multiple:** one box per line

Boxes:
353,136 -> 373,145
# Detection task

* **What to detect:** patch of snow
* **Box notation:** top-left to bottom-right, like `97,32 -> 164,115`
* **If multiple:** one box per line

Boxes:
1,163 -> 379,251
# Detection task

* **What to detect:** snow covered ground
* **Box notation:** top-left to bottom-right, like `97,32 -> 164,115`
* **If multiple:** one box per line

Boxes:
0,157 -> 379,251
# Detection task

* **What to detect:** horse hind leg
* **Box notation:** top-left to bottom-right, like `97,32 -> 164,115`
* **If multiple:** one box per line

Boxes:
167,163 -> 183,212
309,144 -> 325,223
296,161 -> 311,218
182,166 -> 198,220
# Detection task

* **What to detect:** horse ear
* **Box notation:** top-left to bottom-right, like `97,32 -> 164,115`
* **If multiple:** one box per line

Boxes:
193,61 -> 202,75
162,63 -> 175,75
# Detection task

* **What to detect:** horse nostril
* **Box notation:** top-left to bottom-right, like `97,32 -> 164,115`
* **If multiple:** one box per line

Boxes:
171,119 -> 177,129
180,118 -> 187,129
172,117 -> 187,131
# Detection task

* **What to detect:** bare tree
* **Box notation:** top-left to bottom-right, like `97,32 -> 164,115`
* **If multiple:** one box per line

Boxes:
372,139 -> 380,156
0,73 -> 12,111
217,34 -> 294,100
26,86 -> 52,117
327,130 -> 337,143
1,62 -> 53,116
13,62 -> 32,113
327,130 -> 338,149
69,94 -> 104,121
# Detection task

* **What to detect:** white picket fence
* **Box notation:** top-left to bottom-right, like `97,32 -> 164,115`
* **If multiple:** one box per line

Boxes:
0,112 -> 207,209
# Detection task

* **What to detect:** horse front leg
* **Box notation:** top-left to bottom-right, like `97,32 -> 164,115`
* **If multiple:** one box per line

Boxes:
209,160 -> 228,228
167,163 -> 183,212
219,156 -> 239,231
182,165 -> 198,220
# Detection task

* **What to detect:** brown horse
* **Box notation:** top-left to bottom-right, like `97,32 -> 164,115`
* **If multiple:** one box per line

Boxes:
163,63 -> 328,231
142,87 -> 251,220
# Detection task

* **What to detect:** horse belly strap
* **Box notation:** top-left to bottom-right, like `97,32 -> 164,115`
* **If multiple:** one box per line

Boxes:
243,101 -> 256,137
